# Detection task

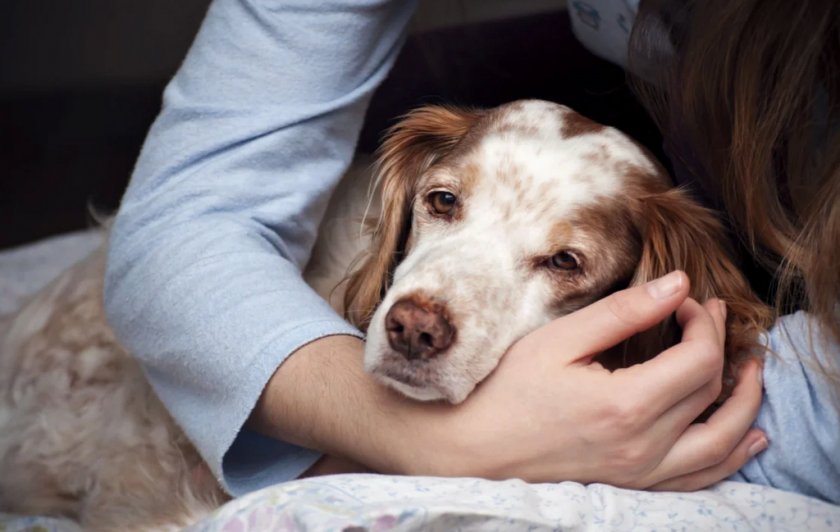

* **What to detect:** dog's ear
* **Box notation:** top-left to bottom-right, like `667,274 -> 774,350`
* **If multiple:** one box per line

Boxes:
620,188 -> 774,386
344,105 -> 482,330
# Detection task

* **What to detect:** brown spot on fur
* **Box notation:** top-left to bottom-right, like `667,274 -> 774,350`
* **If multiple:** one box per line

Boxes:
560,109 -> 605,138
495,123 -> 542,138
541,202 -> 641,315
458,161 -> 482,195
581,145 -> 611,167
440,102 -> 547,163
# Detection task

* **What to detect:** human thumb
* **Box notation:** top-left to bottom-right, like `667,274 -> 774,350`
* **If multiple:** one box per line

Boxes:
553,270 -> 690,362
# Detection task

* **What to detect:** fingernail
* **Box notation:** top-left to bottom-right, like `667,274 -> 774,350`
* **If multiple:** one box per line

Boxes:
646,271 -> 684,299
748,436 -> 768,457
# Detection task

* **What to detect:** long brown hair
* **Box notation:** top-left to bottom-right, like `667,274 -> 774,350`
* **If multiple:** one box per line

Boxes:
628,0 -> 840,372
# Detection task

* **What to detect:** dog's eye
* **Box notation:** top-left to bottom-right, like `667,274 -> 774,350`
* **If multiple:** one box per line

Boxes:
427,191 -> 458,216
549,251 -> 579,271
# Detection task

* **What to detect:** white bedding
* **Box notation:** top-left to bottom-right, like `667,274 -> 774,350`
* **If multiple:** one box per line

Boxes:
185,475 -> 840,531
1,232 -> 839,531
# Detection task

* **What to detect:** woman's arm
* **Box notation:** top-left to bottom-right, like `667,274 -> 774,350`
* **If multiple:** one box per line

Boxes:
253,272 -> 766,489
104,0 -> 418,495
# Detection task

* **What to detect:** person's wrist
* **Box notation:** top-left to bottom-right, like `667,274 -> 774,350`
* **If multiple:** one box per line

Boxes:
397,397 -> 517,480
352,382 -> 480,478
252,333 -> 493,479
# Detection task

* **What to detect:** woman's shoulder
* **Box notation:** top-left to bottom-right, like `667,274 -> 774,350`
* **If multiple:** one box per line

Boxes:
568,0 -> 640,68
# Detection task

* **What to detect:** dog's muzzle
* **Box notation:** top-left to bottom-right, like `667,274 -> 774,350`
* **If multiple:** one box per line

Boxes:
384,297 -> 455,360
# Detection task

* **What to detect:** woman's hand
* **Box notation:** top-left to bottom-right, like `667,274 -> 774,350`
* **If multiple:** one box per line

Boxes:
409,271 -> 766,489
254,271 -> 765,490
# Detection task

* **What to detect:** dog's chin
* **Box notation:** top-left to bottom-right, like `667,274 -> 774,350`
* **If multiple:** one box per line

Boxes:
376,375 -> 448,401
370,371 -> 473,404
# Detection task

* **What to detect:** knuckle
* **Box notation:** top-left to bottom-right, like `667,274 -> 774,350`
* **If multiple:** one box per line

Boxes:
602,397 -> 647,433
605,292 -> 645,328
693,339 -> 724,371
610,441 -> 656,475
699,435 -> 731,466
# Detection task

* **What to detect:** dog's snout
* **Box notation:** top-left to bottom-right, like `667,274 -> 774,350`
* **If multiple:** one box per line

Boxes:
385,298 -> 455,360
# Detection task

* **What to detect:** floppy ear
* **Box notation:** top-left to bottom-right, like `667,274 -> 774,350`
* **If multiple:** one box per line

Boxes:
621,188 -> 775,389
344,106 -> 483,330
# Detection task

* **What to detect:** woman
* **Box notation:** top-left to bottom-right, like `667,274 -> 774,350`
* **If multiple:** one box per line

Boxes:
103,0 -> 835,501
626,0 -> 840,502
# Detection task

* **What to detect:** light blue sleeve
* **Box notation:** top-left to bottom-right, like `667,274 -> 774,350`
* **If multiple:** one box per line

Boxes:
103,0 -> 417,496
730,311 -> 840,505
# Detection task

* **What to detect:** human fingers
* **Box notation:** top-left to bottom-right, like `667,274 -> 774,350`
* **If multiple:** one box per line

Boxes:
598,298 -> 726,473
554,271 -> 690,362
648,428 -> 767,492
593,297 -> 725,481
636,359 -> 764,488
704,298 -> 726,351
620,297 -> 725,416
676,295 -> 725,357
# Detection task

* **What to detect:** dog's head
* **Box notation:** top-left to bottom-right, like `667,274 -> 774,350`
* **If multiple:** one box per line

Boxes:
345,100 -> 773,403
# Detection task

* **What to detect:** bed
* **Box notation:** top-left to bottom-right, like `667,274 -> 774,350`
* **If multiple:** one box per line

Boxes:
1,232 -> 838,531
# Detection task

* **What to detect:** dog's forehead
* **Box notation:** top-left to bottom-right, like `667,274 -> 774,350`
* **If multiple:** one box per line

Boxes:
490,99 -> 585,138
485,100 -> 654,168
455,101 -> 656,213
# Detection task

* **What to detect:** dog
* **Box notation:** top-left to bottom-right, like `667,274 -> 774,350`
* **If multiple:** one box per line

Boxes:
347,100 -> 773,402
0,100 -> 774,530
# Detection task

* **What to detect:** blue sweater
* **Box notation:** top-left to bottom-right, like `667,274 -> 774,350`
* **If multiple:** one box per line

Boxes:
105,0 -> 839,503
104,0 -> 417,495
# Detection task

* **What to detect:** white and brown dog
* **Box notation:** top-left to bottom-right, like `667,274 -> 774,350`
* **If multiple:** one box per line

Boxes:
347,100 -> 771,402
0,100 -> 773,530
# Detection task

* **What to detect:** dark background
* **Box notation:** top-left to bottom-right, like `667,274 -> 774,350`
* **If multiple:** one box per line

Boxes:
0,2 -> 662,250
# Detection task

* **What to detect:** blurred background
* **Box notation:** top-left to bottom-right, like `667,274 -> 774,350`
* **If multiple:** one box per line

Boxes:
0,0 -> 661,250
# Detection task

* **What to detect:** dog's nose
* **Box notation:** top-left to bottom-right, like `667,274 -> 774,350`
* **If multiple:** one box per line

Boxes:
385,298 -> 455,360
